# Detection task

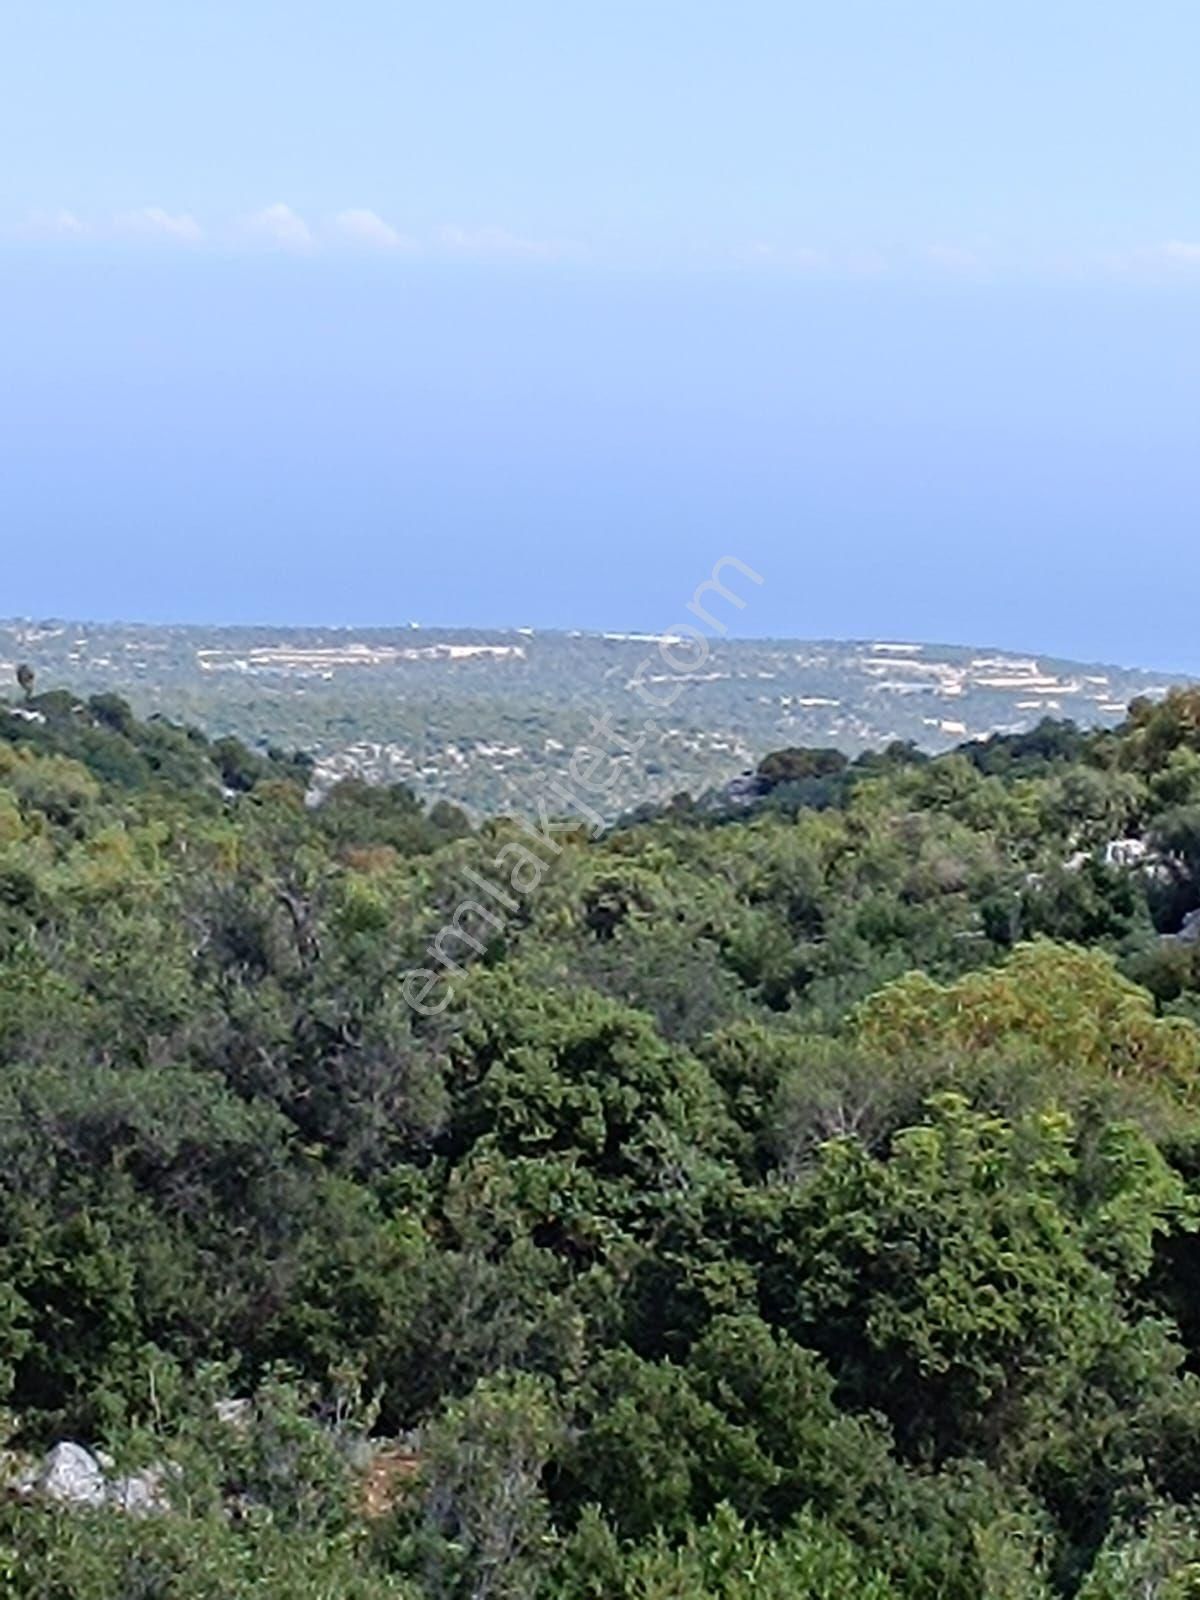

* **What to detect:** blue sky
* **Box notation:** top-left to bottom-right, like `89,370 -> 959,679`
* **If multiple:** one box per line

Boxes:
2,2 -> 1199,669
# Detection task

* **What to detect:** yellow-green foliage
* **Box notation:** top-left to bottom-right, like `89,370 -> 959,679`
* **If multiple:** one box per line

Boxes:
0,791 -> 23,846
853,939 -> 1200,1086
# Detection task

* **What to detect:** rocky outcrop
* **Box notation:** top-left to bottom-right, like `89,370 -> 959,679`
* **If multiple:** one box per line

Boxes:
5,1441 -> 174,1515
37,1442 -> 106,1508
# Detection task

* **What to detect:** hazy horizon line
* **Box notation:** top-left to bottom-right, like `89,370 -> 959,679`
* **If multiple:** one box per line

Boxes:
2,615 -> 1193,682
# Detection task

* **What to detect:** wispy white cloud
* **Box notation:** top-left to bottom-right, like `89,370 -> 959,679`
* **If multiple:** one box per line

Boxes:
438,224 -> 574,261
844,250 -> 890,279
925,244 -> 981,271
330,208 -> 412,250
21,207 -> 88,239
743,242 -> 825,270
242,202 -> 313,252
743,243 -> 898,277
1104,240 -> 1200,279
11,205 -> 581,262
116,206 -> 203,243
1160,240 -> 1200,266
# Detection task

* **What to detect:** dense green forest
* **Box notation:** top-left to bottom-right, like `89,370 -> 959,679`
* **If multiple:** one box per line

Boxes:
3,677 -> 1200,1596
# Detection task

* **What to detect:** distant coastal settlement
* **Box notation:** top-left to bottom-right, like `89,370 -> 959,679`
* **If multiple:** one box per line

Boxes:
402,556 -> 764,1012
0,613 -> 1181,824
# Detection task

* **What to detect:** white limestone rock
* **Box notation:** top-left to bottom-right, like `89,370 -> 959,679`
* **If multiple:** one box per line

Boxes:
38,1442 -> 105,1507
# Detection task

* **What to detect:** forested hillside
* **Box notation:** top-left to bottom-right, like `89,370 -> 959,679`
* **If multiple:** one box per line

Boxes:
3,680 -> 1200,1596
